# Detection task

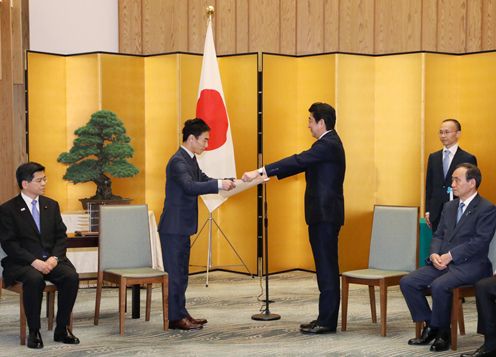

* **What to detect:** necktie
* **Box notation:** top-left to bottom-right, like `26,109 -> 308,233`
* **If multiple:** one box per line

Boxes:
192,155 -> 200,178
456,202 -> 465,223
442,149 -> 450,178
32,199 -> 41,232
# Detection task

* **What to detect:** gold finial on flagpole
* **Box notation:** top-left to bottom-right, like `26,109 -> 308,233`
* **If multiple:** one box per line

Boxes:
207,5 -> 215,19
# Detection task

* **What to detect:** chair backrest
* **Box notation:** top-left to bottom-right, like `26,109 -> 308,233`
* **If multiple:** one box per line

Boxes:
368,205 -> 419,272
489,230 -> 496,271
99,204 -> 152,271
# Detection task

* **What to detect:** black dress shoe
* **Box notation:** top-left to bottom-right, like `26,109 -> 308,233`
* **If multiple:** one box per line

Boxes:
408,325 -> 437,345
300,320 -> 317,329
27,329 -> 43,349
54,328 -> 80,344
300,324 -> 336,334
430,336 -> 450,352
461,345 -> 496,357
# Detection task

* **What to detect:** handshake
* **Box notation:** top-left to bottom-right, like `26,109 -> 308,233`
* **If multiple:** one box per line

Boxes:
219,169 -> 268,192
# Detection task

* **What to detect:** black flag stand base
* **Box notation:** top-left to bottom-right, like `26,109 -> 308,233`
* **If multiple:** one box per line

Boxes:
251,184 -> 280,322
252,311 -> 281,321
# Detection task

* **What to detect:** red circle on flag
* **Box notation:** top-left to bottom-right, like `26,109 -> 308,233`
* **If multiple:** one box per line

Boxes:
196,89 -> 228,151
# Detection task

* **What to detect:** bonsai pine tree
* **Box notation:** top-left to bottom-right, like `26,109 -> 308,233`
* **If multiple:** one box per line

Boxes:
57,110 -> 139,200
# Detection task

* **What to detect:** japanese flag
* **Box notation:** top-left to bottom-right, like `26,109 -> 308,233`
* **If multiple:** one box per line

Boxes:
196,18 -> 237,212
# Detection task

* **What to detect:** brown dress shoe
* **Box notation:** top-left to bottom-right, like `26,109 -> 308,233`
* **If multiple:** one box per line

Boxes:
187,315 -> 208,325
169,317 -> 203,330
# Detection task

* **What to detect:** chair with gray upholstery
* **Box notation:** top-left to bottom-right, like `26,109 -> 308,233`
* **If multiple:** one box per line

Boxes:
93,204 -> 168,335
341,205 -> 419,336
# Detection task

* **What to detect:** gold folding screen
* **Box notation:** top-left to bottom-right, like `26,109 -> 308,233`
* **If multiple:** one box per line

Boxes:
27,52 -> 259,274
28,51 -> 496,274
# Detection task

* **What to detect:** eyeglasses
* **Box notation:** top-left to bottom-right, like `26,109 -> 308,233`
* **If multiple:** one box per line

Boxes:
439,130 -> 458,136
31,176 -> 48,183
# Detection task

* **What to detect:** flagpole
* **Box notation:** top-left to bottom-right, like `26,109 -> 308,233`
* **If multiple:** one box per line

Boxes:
190,5 -> 252,286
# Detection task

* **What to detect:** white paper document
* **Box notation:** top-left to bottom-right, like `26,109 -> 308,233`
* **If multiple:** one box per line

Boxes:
219,176 -> 268,198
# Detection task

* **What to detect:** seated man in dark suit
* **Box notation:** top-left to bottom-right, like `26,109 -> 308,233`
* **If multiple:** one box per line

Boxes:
400,163 -> 496,352
460,275 -> 496,357
0,162 -> 80,349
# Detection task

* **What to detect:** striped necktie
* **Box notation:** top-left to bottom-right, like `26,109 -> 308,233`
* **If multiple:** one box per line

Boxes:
456,202 -> 465,224
32,199 -> 41,232
442,149 -> 450,178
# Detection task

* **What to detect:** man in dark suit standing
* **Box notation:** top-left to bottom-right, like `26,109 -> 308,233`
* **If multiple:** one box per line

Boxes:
158,118 -> 235,331
0,162 -> 80,349
242,102 -> 346,334
401,163 -> 496,352
425,119 -> 477,232
460,275 -> 496,357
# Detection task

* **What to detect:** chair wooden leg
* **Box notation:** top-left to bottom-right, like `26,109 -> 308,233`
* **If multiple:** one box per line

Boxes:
368,285 -> 377,323
379,280 -> 387,337
451,289 -> 460,351
94,272 -> 103,325
20,290 -> 26,345
119,279 -> 126,336
162,276 -> 168,331
458,302 -> 465,335
145,284 -> 152,322
341,276 -> 349,331
47,290 -> 55,330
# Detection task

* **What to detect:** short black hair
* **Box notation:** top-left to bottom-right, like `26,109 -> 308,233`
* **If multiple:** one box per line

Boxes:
442,118 -> 461,131
308,102 -> 336,130
456,162 -> 482,188
16,162 -> 45,189
182,118 -> 210,142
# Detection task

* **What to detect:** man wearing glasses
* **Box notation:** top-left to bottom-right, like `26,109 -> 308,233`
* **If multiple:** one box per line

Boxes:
0,162 -> 80,348
425,119 -> 477,232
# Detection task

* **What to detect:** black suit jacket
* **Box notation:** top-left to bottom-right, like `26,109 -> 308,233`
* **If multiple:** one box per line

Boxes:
429,194 -> 496,281
158,148 -> 219,236
0,194 -> 69,286
425,147 -> 477,225
265,130 -> 345,226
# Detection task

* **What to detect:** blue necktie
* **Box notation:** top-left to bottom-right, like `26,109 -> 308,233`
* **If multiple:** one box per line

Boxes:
456,202 -> 465,223
32,199 -> 41,232
443,149 -> 450,178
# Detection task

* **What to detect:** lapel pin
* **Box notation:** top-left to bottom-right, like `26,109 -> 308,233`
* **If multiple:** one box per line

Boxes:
20,208 -> 26,211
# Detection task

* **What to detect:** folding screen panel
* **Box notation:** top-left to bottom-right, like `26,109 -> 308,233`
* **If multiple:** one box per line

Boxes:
425,53 -> 496,204
262,54 -> 335,272
28,53 -> 102,210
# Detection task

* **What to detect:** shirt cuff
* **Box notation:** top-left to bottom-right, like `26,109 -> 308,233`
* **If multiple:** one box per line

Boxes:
217,180 -> 223,189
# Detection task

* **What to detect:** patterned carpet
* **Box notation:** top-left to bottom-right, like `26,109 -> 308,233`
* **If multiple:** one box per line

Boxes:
0,271 -> 483,356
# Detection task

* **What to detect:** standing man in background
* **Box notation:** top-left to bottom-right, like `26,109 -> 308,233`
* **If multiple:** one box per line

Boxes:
425,119 -> 477,232
158,118 -> 235,331
242,102 -> 345,335
0,162 -> 80,349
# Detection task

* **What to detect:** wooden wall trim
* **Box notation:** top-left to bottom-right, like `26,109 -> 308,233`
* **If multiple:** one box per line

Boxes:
1,0 -> 28,202
119,0 -> 496,55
